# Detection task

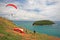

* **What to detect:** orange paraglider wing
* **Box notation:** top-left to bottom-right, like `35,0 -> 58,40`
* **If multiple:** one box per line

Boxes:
6,4 -> 17,9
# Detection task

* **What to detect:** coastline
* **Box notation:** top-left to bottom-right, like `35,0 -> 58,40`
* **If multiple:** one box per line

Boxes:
0,17 -> 60,40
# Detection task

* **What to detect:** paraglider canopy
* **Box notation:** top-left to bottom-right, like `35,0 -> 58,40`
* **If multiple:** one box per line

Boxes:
6,4 -> 17,9
13,28 -> 24,33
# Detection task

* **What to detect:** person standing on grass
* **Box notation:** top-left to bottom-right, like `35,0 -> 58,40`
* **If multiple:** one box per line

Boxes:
34,30 -> 36,34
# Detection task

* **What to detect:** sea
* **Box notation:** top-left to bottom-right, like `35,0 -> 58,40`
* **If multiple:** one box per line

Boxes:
13,21 -> 60,37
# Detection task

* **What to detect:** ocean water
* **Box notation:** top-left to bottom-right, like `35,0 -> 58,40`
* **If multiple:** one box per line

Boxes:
13,21 -> 60,37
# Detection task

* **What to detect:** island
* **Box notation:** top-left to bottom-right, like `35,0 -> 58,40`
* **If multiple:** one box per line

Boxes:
33,20 -> 55,26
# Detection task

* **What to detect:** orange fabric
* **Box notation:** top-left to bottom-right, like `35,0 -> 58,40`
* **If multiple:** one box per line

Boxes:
6,4 -> 17,9
14,28 -> 24,33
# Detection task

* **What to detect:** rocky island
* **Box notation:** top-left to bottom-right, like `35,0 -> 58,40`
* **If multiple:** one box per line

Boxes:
33,20 -> 55,26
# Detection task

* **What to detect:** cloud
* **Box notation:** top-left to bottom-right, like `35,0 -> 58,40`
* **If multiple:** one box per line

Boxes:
23,8 -> 41,13
0,0 -> 60,21
46,0 -> 58,6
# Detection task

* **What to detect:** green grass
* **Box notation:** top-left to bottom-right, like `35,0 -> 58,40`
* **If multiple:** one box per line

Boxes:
0,17 -> 22,40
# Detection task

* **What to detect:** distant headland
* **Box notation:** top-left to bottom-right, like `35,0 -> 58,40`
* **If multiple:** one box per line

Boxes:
33,20 -> 55,26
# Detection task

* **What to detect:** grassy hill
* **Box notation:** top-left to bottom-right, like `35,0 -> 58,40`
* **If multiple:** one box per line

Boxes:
0,17 -> 22,40
0,17 -> 60,40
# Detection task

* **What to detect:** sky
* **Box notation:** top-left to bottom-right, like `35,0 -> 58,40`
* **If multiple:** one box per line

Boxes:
0,0 -> 60,21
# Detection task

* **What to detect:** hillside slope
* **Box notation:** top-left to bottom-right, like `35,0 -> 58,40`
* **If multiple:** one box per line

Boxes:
0,17 -> 22,40
0,17 -> 60,40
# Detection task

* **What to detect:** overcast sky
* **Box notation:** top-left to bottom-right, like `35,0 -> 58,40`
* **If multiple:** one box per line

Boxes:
0,0 -> 60,21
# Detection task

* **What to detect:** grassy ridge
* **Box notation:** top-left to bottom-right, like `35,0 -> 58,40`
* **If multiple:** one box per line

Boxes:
0,17 -> 22,40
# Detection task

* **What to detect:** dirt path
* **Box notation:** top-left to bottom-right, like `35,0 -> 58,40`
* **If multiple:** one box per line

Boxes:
21,33 -> 37,40
6,30 -> 60,40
